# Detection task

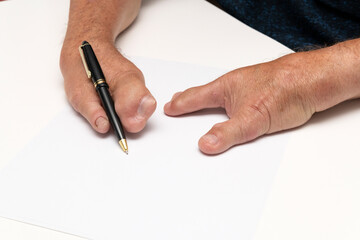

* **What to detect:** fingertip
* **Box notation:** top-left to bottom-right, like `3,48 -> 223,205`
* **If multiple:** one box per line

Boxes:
198,121 -> 235,154
163,97 -> 185,116
201,134 -> 219,145
198,133 -> 223,155
72,97 -> 111,135
94,116 -> 110,133
120,95 -> 157,133
164,81 -> 224,117
123,116 -> 147,133
163,102 -> 172,115
163,91 -> 184,116
137,95 -> 157,120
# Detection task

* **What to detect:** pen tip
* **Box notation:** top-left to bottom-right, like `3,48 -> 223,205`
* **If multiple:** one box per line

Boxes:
119,139 -> 129,155
82,40 -> 89,45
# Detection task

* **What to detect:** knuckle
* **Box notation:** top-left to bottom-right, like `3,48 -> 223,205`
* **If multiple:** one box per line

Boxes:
111,84 -> 150,110
114,101 -> 127,116
205,82 -> 225,107
212,122 -> 223,130
247,96 -> 272,134
108,68 -> 145,88
220,71 -> 244,113
114,92 -> 144,114
221,72 -> 237,93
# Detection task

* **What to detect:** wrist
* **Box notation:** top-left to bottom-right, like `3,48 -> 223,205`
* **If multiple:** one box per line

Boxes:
298,41 -> 360,112
334,40 -> 360,100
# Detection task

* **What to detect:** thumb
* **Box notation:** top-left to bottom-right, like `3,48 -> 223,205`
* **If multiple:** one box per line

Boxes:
198,108 -> 270,154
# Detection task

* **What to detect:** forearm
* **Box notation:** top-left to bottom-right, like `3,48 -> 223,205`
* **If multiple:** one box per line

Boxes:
279,38 -> 360,113
312,39 -> 360,111
63,0 -> 141,47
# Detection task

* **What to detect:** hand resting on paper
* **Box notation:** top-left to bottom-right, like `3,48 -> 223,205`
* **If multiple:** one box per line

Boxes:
60,0 -> 156,134
164,39 -> 360,154
60,0 -> 360,155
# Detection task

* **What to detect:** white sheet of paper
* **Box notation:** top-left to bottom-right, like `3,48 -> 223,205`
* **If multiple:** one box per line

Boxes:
0,58 -> 289,240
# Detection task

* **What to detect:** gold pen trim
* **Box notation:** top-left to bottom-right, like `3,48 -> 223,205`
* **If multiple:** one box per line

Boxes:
93,79 -> 106,88
78,46 -> 92,79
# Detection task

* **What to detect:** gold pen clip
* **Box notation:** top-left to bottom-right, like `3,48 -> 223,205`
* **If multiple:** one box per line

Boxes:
79,45 -> 92,79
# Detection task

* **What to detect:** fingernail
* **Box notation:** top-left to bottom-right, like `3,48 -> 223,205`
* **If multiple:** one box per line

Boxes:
201,134 -> 218,145
95,117 -> 109,131
137,95 -> 156,120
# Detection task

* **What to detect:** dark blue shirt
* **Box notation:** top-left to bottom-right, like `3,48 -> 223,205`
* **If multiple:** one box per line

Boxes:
217,0 -> 360,51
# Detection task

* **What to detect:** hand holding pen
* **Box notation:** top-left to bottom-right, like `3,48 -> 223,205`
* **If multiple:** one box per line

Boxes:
59,1 -> 156,153
60,40 -> 156,152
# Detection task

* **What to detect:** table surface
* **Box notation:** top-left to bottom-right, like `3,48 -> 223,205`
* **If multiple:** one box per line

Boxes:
1,0 -> 360,239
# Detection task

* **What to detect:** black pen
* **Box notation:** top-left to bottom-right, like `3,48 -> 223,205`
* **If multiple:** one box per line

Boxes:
79,41 -> 128,154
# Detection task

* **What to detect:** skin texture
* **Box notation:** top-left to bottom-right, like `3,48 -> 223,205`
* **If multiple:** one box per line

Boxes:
60,1 -> 360,155
60,0 -> 156,134
164,39 -> 360,154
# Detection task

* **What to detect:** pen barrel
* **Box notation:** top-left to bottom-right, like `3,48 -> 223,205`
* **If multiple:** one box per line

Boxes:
97,86 -> 126,141
81,44 -> 105,81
